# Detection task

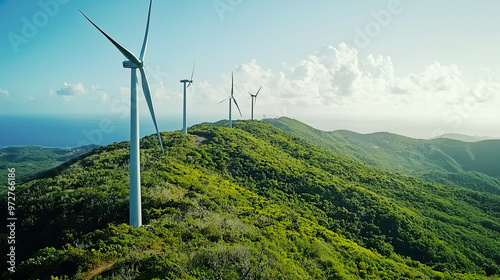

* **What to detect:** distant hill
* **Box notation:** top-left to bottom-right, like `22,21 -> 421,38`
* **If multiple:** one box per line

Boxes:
434,133 -> 497,143
1,120 -> 500,279
0,145 -> 99,183
264,117 -> 500,195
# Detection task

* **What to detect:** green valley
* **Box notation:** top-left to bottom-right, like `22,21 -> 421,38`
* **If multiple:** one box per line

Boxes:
0,145 -> 99,184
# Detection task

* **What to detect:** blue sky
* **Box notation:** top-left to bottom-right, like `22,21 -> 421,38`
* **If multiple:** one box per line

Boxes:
1,0 -> 500,139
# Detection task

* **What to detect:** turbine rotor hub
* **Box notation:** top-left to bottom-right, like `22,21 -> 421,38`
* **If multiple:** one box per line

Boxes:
123,60 -> 142,69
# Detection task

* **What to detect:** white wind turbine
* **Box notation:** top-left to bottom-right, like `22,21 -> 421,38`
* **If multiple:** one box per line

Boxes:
80,0 -> 163,228
249,86 -> 262,120
220,72 -> 242,128
180,62 -> 195,134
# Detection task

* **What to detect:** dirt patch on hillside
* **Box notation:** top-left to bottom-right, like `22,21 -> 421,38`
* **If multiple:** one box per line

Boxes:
84,261 -> 116,280
192,135 -> 209,146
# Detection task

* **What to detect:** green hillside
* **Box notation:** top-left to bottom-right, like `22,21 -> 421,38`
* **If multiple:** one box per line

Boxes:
2,121 -> 500,279
0,145 -> 99,184
264,117 -> 500,195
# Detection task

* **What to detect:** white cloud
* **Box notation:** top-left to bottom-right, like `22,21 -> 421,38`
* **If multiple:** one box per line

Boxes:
152,81 -> 178,102
120,87 -> 130,96
0,88 -> 9,96
467,73 -> 500,104
45,88 -> 55,96
89,83 -> 110,103
56,82 -> 86,96
196,80 -> 222,104
233,44 -> 498,111
22,96 -> 35,101
100,92 -> 110,103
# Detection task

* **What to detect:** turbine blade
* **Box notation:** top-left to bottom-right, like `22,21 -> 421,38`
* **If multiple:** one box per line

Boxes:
231,72 -> 234,97
256,86 -> 262,96
189,60 -> 195,83
189,81 -> 195,96
79,10 -> 141,66
232,97 -> 242,117
139,68 -> 164,153
139,0 -> 153,61
219,96 -> 230,103
255,86 -> 262,104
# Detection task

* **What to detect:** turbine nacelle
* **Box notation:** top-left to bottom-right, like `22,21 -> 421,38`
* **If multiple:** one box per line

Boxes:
123,60 -> 143,69
221,71 -> 242,128
181,61 -> 195,134
249,86 -> 262,120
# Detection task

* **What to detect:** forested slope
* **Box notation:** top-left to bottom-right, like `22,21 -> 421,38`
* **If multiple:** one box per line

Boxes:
1,121 -> 500,279
0,145 -> 98,183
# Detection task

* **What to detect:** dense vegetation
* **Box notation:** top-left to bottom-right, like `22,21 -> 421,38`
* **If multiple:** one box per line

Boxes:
1,121 -> 500,279
0,145 -> 98,183
264,117 -> 500,195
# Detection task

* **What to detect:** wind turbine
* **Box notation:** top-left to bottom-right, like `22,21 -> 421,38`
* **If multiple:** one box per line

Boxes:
180,62 -> 195,134
80,0 -> 163,228
220,72 -> 242,128
248,86 -> 262,120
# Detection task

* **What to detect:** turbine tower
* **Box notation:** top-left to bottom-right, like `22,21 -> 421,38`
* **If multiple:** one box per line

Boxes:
220,72 -> 242,128
80,0 -> 163,228
180,62 -> 195,134
249,86 -> 262,120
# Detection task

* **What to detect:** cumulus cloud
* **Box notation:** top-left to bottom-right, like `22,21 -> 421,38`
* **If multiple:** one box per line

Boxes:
56,82 -> 86,96
153,81 -> 178,102
45,88 -> 55,96
205,42 -> 499,116
100,92 -> 110,102
120,87 -> 130,96
467,73 -> 500,104
196,80 -> 222,104
274,43 -> 468,108
0,88 -> 8,96
89,84 -> 110,103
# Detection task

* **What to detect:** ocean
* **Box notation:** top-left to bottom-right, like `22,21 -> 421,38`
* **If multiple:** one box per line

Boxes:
0,115 -> 199,148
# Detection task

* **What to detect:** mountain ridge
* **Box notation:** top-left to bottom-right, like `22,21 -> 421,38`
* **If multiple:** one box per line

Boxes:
433,133 -> 498,142
263,117 -> 500,195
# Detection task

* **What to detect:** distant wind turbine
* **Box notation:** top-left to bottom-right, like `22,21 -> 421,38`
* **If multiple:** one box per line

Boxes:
220,72 -> 242,128
249,86 -> 262,120
80,0 -> 163,228
180,61 -> 195,134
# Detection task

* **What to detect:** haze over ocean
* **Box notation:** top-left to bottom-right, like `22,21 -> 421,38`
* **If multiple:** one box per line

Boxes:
0,115 -> 191,148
